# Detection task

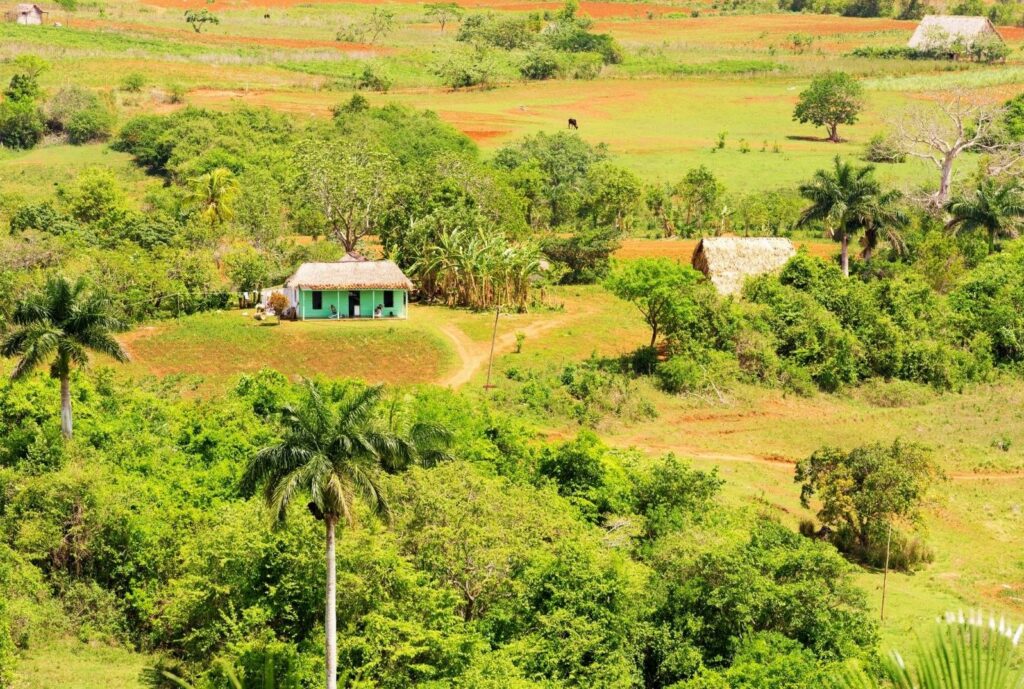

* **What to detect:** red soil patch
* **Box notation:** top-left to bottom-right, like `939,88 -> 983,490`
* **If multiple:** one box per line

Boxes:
615,238 -> 836,261
142,0 -> 681,17
464,129 -> 511,142
72,17 -> 383,54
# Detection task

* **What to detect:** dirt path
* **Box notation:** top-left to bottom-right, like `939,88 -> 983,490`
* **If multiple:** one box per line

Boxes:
438,304 -> 594,388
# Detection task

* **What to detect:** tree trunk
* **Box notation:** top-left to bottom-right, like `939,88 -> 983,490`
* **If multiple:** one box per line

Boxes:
988,229 -> 996,255
60,375 -> 73,440
325,515 -> 338,689
937,154 -> 955,206
840,233 -> 850,277
649,324 -> 658,348
828,123 -> 839,143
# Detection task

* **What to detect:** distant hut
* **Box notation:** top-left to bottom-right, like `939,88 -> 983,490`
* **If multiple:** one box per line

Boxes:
285,253 -> 414,320
9,3 -> 46,24
907,15 -> 1004,55
691,237 -> 796,296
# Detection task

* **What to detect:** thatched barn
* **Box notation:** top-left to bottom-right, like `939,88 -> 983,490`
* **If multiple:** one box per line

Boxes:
691,237 -> 796,295
285,253 -> 414,320
9,3 -> 46,24
907,15 -> 1003,52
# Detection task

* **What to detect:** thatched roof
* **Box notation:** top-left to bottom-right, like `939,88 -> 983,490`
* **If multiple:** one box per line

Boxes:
691,237 -> 796,295
908,15 -> 1002,49
286,254 -> 413,291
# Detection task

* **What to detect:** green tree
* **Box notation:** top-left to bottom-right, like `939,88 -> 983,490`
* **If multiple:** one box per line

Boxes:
793,72 -> 864,143
606,258 -> 704,347
581,162 -> 642,231
0,99 -> 45,150
241,382 -> 450,689
184,166 -> 239,230
424,2 -> 464,31
293,137 -> 398,252
795,440 -> 939,564
0,276 -> 128,439
798,156 -> 885,276
676,165 -> 724,234
184,8 -> 219,33
4,73 -> 40,103
945,178 -> 1024,254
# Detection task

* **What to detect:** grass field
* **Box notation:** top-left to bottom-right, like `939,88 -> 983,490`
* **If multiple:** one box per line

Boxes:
12,637 -> 151,689
3,0 -> 1022,191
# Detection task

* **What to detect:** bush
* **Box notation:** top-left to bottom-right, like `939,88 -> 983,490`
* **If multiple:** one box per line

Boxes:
66,107 -> 114,144
120,73 -> 146,93
863,132 -> 906,163
519,49 -> 560,80
656,351 -> 738,395
0,100 -> 44,150
432,52 -> 496,89
356,64 -> 392,92
44,85 -> 101,132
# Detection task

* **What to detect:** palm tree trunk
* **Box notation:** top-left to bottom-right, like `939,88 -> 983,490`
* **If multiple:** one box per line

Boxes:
988,229 -> 996,255
325,515 -> 338,689
840,233 -> 850,277
60,375 -> 73,439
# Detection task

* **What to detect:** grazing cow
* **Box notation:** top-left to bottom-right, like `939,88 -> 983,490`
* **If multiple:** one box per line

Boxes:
568,118 -> 578,130
263,12 -> 270,19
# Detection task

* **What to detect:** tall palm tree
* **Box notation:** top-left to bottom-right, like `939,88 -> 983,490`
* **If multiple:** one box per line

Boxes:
798,156 -> 885,277
945,179 -> 1024,255
185,167 -> 239,229
1,275 -> 128,439
241,382 -> 450,689
857,189 -> 909,262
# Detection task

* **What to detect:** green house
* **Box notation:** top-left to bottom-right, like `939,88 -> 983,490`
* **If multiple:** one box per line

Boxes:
285,254 -> 413,320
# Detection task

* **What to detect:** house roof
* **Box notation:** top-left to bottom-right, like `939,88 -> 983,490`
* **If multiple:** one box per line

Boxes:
908,15 -> 1002,49
285,254 -> 414,291
16,4 -> 46,12
691,237 -> 796,295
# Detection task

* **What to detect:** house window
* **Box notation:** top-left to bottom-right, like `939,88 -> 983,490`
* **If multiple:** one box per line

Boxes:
311,291 -> 323,310
383,291 -> 394,308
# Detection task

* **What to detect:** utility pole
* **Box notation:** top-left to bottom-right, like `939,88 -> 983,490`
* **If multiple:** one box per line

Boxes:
484,305 -> 500,391
880,521 -> 892,622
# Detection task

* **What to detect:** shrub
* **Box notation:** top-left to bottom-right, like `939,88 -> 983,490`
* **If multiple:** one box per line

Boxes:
120,73 -> 146,93
266,291 -> 290,317
519,49 -> 560,80
356,64 -> 392,92
66,107 -> 114,144
432,52 -> 496,89
563,51 -> 604,80
44,85 -> 100,132
166,83 -> 187,104
0,100 -> 44,150
656,351 -> 738,395
863,132 -> 906,163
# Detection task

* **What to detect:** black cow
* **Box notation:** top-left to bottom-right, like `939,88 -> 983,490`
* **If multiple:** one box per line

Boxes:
568,118 -> 578,130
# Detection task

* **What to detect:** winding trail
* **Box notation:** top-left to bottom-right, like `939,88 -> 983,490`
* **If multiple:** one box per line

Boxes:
438,303 -> 596,388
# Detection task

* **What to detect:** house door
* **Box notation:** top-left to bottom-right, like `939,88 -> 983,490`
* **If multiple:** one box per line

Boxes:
348,291 -> 361,317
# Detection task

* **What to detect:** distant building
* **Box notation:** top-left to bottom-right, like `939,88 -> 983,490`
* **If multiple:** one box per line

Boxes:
908,15 -> 1004,54
9,3 -> 46,24
285,253 -> 413,320
691,237 -> 796,296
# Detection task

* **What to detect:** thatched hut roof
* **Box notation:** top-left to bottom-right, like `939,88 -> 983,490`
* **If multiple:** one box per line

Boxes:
908,15 -> 1002,50
286,254 -> 413,291
691,237 -> 796,295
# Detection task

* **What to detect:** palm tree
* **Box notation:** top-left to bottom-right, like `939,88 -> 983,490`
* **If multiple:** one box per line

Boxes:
857,189 -> 909,262
1,275 -> 128,439
798,156 -> 886,277
185,167 -> 239,229
241,382 -> 450,689
945,179 -> 1024,255
837,611 -> 1024,689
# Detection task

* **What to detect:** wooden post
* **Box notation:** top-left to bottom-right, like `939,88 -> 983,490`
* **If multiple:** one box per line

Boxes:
880,521 -> 892,622
484,305 -> 500,390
